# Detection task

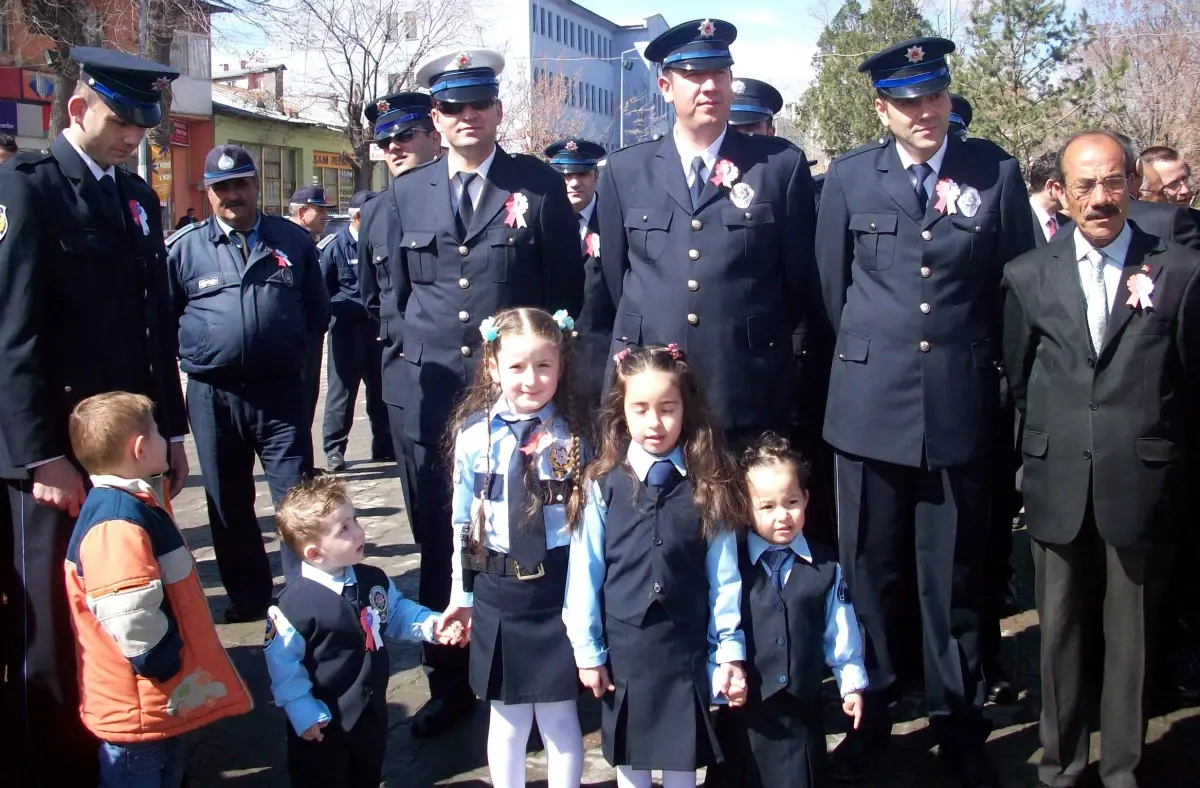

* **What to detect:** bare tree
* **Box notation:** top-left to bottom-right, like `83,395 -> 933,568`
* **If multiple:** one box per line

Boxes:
498,57 -> 592,156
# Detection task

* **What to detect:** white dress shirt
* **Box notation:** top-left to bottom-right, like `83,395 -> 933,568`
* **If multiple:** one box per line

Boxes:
1031,200 -> 1060,242
448,145 -> 497,214
674,125 -> 728,188
63,133 -> 117,181
576,198 -> 596,241
1074,221 -> 1132,310
895,136 -> 949,200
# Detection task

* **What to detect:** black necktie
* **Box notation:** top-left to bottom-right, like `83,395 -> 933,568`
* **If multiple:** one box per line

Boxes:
646,459 -> 676,489
456,172 -> 477,238
341,579 -> 358,607
689,156 -> 706,209
97,174 -> 123,226
910,163 -> 933,211
505,417 -> 546,574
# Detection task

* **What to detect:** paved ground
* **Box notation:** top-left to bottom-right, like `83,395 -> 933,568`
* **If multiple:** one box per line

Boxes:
176,365 -> 1200,786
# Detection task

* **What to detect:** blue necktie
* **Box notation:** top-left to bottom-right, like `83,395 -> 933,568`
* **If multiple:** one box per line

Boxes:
761,548 -> 790,593
505,417 -> 545,573
910,163 -> 933,211
646,459 -> 676,489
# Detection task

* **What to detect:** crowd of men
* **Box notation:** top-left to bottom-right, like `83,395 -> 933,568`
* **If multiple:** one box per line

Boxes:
0,18 -> 1197,788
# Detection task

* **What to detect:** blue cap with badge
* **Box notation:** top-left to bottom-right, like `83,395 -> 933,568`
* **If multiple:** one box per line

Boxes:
290,186 -> 333,207
729,78 -> 783,126
645,18 -> 737,70
949,93 -> 973,132
348,190 -> 376,210
203,144 -> 257,186
858,37 -> 955,100
365,92 -> 433,142
72,46 -> 179,128
417,49 -> 505,103
544,139 -> 606,174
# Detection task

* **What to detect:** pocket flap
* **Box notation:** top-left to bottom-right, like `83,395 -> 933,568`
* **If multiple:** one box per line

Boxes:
1136,437 -> 1178,463
401,231 -> 436,251
473,471 -> 504,500
624,208 -> 672,232
1022,430 -> 1048,458
746,315 -> 783,350
489,227 -> 534,247
60,230 -> 107,255
721,204 -> 775,228
403,337 -> 423,365
613,312 -> 642,344
849,212 -> 897,234
971,338 -> 997,368
835,330 -> 870,362
186,272 -> 234,297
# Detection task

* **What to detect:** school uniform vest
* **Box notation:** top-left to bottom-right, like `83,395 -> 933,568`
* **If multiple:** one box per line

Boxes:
599,468 -> 708,626
740,539 -> 837,704
275,563 -> 391,732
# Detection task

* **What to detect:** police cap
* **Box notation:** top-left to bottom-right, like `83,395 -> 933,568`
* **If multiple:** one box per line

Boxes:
365,92 -> 433,143
290,186 -> 333,207
417,49 -> 505,103
949,93 -> 973,131
858,37 -> 955,100
204,144 -> 257,186
72,46 -> 179,128
544,139 -> 605,174
729,78 -> 783,126
349,190 -> 376,209
645,19 -> 737,71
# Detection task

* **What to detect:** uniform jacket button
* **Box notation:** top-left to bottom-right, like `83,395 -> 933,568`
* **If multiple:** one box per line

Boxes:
691,219 -> 702,230
459,278 -> 470,289
778,674 -> 787,684
921,266 -> 932,278
919,340 -> 931,352
687,279 -> 699,291
687,313 -> 699,325
642,215 -> 648,222
653,582 -> 662,593
458,245 -> 469,256
920,303 -> 931,314
921,230 -> 933,241
458,311 -> 470,322
64,385 -> 72,393
460,346 -> 471,357
1083,449 -> 1092,460
744,212 -> 752,220
410,242 -> 417,248
688,249 -> 699,260
870,222 -> 876,230
776,637 -> 786,646
507,237 -> 515,245
653,537 -> 663,546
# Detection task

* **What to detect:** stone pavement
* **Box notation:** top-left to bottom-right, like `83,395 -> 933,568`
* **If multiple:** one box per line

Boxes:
175,365 -> 1200,787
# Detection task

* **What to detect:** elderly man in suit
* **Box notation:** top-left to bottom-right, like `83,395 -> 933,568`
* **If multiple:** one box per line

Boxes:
1003,130 -> 1200,788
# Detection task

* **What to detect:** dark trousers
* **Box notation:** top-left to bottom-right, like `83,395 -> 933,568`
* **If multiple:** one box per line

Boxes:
982,403 -> 1020,681
1033,508 -> 1162,788
387,404 -> 417,542
302,331 -> 326,472
186,376 -> 309,610
322,315 -> 390,458
0,480 -> 98,786
286,705 -> 387,788
835,452 -> 990,748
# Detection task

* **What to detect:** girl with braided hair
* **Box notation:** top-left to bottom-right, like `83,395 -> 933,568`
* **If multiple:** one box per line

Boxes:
437,306 -> 589,788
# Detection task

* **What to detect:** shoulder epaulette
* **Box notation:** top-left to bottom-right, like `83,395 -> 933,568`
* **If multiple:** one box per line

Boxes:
830,136 -> 890,165
165,219 -> 208,248
7,149 -> 52,171
316,233 -> 337,251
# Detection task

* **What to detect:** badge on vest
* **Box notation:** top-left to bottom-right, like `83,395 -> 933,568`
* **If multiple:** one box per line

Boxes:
198,276 -> 219,290
263,612 -> 278,649
0,205 -> 9,242
368,585 -> 389,623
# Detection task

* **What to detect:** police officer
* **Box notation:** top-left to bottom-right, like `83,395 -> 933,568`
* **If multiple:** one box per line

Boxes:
598,19 -> 818,445
545,137 -> 610,408
0,47 -> 187,785
167,145 -> 329,623
727,76 -> 783,136
949,93 -> 973,140
288,184 -> 334,469
358,48 -> 581,736
320,189 -> 391,470
816,38 -> 1033,787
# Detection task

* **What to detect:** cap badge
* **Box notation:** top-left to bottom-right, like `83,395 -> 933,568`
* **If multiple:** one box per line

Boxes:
732,80 -> 745,95
455,51 -> 472,69
698,19 -> 716,38
217,154 -> 235,171
376,99 -> 390,113
565,140 -> 578,152
152,76 -> 171,92
906,45 -> 926,63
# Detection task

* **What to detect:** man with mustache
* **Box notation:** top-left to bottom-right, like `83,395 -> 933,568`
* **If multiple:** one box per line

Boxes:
166,144 -> 329,623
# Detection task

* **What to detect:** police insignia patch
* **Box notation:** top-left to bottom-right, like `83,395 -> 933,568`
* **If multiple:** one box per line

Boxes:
698,18 -> 716,38
369,585 -> 389,623
905,45 -> 925,63
565,140 -> 578,152
218,154 -> 235,171
455,51 -> 472,69
549,441 -> 571,480
263,613 -> 278,648
732,80 -> 746,95
836,578 -> 852,605
377,99 -> 390,113
0,205 -> 8,242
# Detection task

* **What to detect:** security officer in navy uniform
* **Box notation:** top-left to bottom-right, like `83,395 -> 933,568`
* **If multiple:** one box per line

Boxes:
949,93 -> 973,140
288,184 -> 334,471
320,189 -> 391,471
167,145 -> 329,623
727,76 -> 783,136
598,19 -> 818,445
0,48 -> 187,785
816,38 -> 1033,787
545,137 -> 610,409
359,49 -> 581,736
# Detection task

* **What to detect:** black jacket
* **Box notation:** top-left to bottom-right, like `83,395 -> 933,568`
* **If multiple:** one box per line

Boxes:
320,225 -> 368,320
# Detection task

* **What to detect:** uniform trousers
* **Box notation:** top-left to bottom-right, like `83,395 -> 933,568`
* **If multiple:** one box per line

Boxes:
835,451 -> 990,749
186,376 -> 308,611
1033,503 -> 1165,788
386,403 -> 417,542
321,315 -> 390,458
302,331 -> 326,472
0,479 -> 98,786
285,704 -> 387,788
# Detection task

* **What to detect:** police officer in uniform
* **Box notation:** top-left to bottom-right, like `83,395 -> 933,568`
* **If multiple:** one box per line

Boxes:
598,19 -> 818,445
545,137 -> 610,409
816,38 -> 1033,786
167,145 -> 329,623
320,189 -> 391,471
289,184 -> 334,470
727,77 -> 783,136
0,48 -> 187,785
949,94 -> 973,140
359,49 -> 581,736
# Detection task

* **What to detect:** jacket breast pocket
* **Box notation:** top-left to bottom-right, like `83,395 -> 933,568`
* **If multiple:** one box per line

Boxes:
834,329 -> 870,363
1022,429 -> 1048,459
950,210 -> 998,261
488,227 -> 535,283
849,211 -> 897,271
722,204 -> 777,257
401,231 -> 437,284
624,208 -> 672,263
612,312 -> 643,350
472,471 -> 504,501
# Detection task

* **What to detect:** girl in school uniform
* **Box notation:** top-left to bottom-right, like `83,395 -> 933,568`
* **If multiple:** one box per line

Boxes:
706,433 -> 867,788
563,344 -> 750,788
438,307 -> 590,788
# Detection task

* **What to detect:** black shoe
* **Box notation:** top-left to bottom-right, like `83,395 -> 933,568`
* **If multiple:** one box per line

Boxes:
410,694 -> 475,738
828,726 -> 889,782
223,602 -> 267,624
939,745 -> 1000,788
326,451 -> 346,472
987,678 -> 1016,705
371,448 -> 396,462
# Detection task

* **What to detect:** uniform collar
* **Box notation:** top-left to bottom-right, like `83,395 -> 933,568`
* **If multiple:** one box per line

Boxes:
1074,220 -> 1132,264
489,398 -> 556,424
448,144 -> 498,182
213,212 -> 262,242
895,134 -> 948,178
673,124 -> 728,175
626,441 -> 687,482
747,530 -> 813,566
89,474 -> 162,506
301,561 -> 357,593
62,132 -> 117,181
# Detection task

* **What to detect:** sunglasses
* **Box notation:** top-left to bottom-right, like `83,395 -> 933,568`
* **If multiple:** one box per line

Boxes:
436,98 -> 496,115
377,128 -> 425,149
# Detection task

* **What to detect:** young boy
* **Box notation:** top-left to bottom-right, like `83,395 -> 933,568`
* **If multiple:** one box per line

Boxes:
265,475 -> 464,787
64,392 -> 253,787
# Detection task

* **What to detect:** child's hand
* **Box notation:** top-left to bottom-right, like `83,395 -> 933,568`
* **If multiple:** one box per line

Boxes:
578,666 -> 614,698
300,721 -> 327,742
715,662 -> 748,707
437,619 -> 466,646
843,692 -> 863,729
436,606 -> 472,646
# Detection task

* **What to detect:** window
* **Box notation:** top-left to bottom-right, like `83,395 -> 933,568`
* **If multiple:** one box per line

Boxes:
590,31 -> 595,57
556,16 -> 561,43
404,11 -> 419,40
570,22 -> 575,49
531,4 -> 537,32
540,8 -> 546,35
82,10 -> 104,46
231,143 -> 299,215
313,152 -> 355,211
170,31 -> 211,79
0,8 -> 10,54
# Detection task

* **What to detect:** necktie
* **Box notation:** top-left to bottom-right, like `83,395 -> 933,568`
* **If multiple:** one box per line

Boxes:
761,548 -> 790,593
1085,249 -> 1109,352
1047,217 -> 1058,239
456,172 -> 477,238
97,173 -> 123,226
578,212 -> 588,241
910,163 -> 933,211
689,156 -> 706,209
505,417 -> 546,574
230,230 -> 250,268
341,579 -> 358,606
646,459 -> 676,490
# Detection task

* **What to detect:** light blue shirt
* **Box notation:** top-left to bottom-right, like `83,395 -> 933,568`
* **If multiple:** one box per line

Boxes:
214,212 -> 262,253
263,562 -> 439,736
562,441 -> 746,669
450,399 -> 580,607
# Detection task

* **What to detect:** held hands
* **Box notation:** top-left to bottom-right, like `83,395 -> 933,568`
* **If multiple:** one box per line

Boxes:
843,692 -> 863,729
715,662 -> 748,707
578,665 -> 615,698
167,442 -> 189,499
435,606 -> 472,646
300,720 -> 328,742
32,457 -> 85,516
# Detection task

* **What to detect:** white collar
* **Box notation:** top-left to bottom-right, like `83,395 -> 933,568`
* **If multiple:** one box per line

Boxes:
89,474 -> 161,503
1074,221 -> 1133,265
626,441 -> 688,482
895,134 -> 949,177
448,145 -> 498,182
349,225 -> 359,242
577,198 -> 596,228
1030,199 -> 1056,230
747,531 -> 813,566
300,561 -> 357,593
63,132 -> 116,180
489,397 -> 556,424
674,125 -> 728,173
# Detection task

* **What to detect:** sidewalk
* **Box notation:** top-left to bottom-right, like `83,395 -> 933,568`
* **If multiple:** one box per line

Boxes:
175,366 -> 1200,786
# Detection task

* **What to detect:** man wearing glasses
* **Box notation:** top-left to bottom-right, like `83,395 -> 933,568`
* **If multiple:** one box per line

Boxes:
359,48 -> 581,737
1141,145 -> 1194,207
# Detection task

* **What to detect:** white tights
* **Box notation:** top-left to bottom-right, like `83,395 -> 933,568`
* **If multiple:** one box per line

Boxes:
615,766 -> 697,788
487,699 -> 583,788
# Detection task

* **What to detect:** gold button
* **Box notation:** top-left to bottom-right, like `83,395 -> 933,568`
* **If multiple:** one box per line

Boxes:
458,245 -> 469,256
921,230 -> 932,241
687,313 -> 699,325
919,341 -> 931,352
920,266 -> 932,278
744,212 -> 752,220
688,249 -> 699,260
460,346 -> 472,357
920,303 -> 931,314
458,311 -> 470,321
691,219 -> 702,230
687,279 -> 699,291
458,278 -> 469,289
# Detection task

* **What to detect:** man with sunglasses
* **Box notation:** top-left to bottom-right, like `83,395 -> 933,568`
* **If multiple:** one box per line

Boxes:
365,91 -> 442,178
359,48 -> 581,738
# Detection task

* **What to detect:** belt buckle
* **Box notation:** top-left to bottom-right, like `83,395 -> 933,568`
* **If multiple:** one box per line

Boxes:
514,562 -> 544,581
